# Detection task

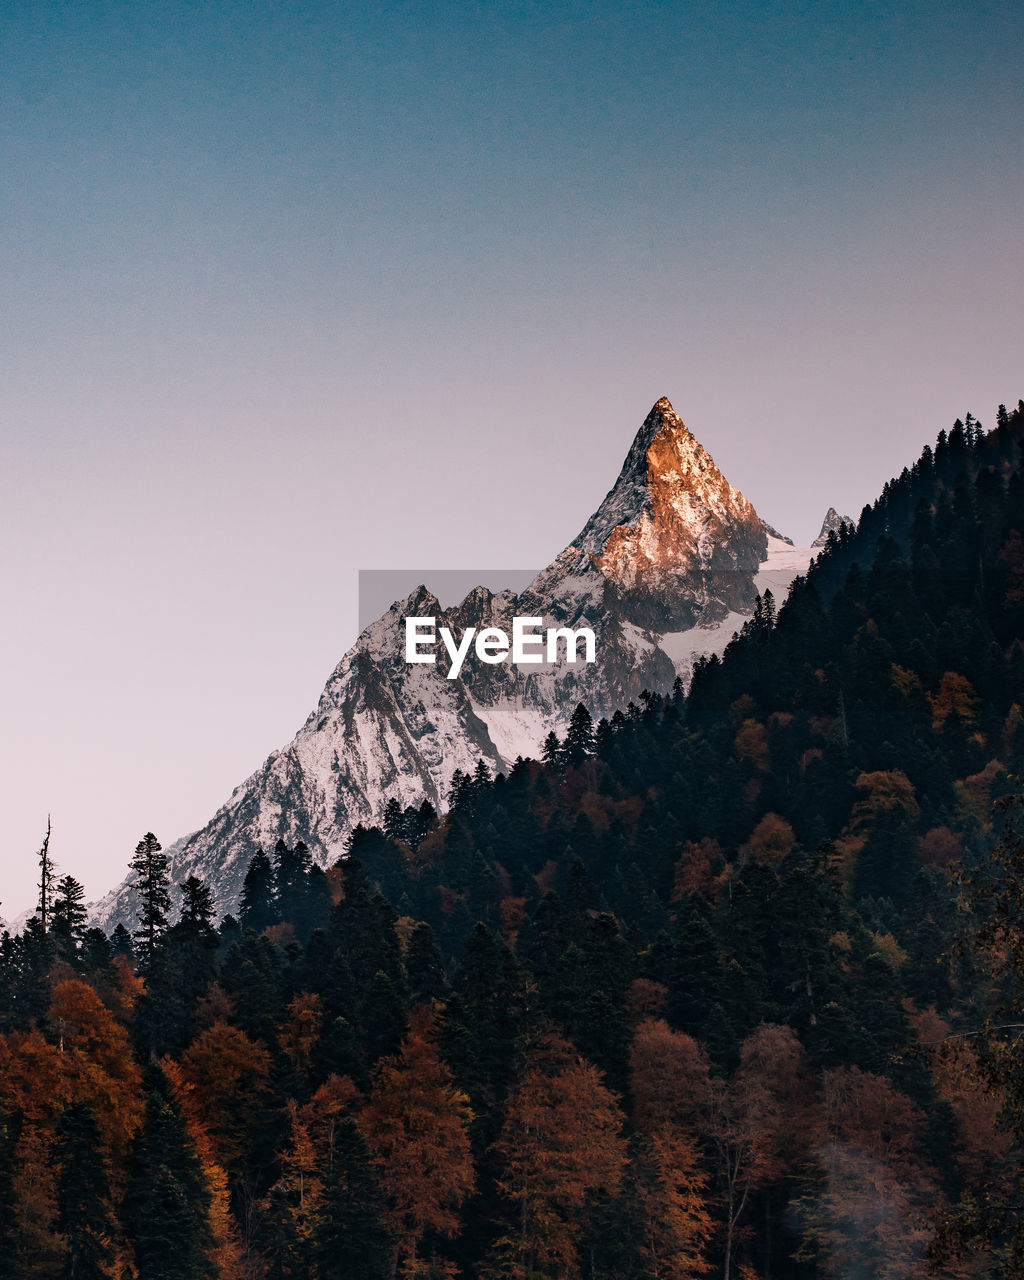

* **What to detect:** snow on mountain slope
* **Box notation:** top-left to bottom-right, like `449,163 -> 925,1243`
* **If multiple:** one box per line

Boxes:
91,399 -> 812,929
657,536 -> 812,674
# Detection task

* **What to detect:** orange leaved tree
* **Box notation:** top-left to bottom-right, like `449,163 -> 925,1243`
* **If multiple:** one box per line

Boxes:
359,1012 -> 475,1277
486,1029 -> 627,1280
630,1019 -> 715,1278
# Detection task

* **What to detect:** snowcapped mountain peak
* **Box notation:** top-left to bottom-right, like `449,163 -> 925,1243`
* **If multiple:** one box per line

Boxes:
90,397 -> 813,931
570,397 -> 755,552
531,397 -> 768,630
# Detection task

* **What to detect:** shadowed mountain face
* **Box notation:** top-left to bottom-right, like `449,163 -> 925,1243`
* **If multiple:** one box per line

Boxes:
92,398 -> 809,927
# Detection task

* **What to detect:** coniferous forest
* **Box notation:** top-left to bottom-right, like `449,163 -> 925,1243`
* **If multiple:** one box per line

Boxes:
5,403 -> 1024,1279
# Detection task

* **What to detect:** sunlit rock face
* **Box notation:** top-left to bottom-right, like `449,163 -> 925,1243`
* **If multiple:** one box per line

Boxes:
588,397 -> 767,628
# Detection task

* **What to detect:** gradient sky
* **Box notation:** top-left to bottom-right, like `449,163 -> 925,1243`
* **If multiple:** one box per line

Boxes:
1,0 -> 1021,918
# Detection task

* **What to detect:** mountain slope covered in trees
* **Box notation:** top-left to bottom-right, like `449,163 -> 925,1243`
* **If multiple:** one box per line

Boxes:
2,402 -> 1024,1278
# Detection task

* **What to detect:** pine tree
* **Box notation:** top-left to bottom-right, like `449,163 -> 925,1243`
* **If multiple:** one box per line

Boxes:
405,922 -> 448,1005
410,799 -> 437,849
110,922 -> 134,959
383,797 -> 405,842
80,928 -> 112,973
541,730 -> 564,769
239,848 -> 277,934
51,875 -> 88,953
129,832 -> 171,969
136,875 -> 221,1055
363,970 -> 408,1065
313,1119 -> 394,1280
178,875 -> 216,934
564,703 -> 595,763
0,1109 -> 18,1280
55,1102 -> 116,1280
274,839 -> 314,933
447,770 -> 471,810
122,1069 -> 215,1280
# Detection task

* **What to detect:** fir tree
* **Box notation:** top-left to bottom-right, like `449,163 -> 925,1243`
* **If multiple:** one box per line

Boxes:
564,702 -> 595,763
129,832 -> 171,969
110,922 -> 134,958
405,921 -> 448,1004
410,799 -> 437,848
239,848 -> 277,934
313,1119 -> 394,1280
541,730 -> 564,768
80,927 -> 113,972
382,796 -> 406,842
122,1069 -> 215,1279
51,874 -> 88,952
274,839 -> 314,934
178,874 -> 216,934
55,1102 -> 116,1280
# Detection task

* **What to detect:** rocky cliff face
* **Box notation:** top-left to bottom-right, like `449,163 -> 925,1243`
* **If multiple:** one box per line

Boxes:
583,396 -> 766,628
92,398 -> 810,928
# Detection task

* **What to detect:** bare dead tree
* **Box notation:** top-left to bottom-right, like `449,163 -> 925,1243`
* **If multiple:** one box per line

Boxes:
37,815 -> 55,932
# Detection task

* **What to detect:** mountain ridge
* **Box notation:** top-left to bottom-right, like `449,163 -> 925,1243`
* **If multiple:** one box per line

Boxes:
91,398 -> 811,928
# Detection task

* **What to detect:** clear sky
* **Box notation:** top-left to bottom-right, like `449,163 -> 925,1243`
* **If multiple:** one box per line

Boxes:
1,0 -> 1021,918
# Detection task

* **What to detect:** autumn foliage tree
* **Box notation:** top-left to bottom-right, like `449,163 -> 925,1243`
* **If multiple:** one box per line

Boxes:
795,1066 -> 936,1280
359,1013 -> 475,1277
629,1019 -> 714,1279
486,1029 -> 627,1280
630,1019 -> 812,1280
175,1019 -> 272,1175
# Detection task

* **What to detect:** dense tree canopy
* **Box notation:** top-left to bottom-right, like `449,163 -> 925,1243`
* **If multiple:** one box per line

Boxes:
2,402 -> 1024,1277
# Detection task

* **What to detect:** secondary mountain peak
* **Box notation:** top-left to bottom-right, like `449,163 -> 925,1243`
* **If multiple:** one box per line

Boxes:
812,507 -> 855,548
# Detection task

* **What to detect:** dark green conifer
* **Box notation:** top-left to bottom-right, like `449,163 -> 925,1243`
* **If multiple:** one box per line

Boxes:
405,921 -> 448,1004
382,796 -> 406,842
129,832 -> 171,969
55,1102 -> 116,1280
110,922 -> 134,958
122,1069 -> 214,1280
0,1109 -> 18,1280
239,848 -> 277,934
313,1119 -> 394,1280
51,874 -> 88,955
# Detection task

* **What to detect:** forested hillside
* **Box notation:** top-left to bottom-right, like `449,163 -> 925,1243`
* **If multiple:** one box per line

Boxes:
3,403 -> 1024,1279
